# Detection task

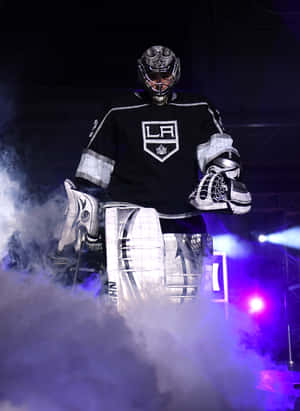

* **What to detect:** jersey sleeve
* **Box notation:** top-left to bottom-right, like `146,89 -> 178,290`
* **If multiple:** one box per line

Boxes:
202,102 -> 225,138
75,103 -> 117,188
197,103 -> 238,173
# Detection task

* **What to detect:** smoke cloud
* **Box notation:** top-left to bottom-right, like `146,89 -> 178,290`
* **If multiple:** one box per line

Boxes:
0,141 -> 294,410
0,149 -> 65,274
0,164 -> 23,257
0,269 -> 294,411
0,402 -> 29,411
0,272 -> 265,411
213,233 -> 253,258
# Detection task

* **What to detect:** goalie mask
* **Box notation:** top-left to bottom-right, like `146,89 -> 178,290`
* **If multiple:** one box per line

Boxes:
137,45 -> 181,105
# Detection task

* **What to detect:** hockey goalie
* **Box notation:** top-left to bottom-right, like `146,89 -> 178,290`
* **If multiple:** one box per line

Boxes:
54,45 -> 251,310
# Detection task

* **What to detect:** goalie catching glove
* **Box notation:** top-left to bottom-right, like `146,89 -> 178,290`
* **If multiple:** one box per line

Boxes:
189,152 -> 252,215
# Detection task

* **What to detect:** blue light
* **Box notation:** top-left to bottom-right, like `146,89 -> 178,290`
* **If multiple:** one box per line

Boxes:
258,234 -> 268,243
265,227 -> 300,250
213,234 -> 250,258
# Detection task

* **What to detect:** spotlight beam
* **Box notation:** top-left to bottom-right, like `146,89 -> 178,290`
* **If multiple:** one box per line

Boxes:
259,227 -> 300,250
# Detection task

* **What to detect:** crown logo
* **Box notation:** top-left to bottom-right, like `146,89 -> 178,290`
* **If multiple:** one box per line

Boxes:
156,144 -> 167,156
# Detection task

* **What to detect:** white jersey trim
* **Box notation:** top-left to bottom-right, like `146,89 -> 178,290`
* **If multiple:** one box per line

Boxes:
170,101 -> 223,133
75,148 -> 115,188
87,103 -> 149,148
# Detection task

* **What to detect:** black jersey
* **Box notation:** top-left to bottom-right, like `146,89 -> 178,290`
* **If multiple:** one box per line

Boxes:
75,90 -> 225,217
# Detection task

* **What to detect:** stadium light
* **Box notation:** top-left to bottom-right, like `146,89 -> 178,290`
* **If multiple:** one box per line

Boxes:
248,295 -> 265,314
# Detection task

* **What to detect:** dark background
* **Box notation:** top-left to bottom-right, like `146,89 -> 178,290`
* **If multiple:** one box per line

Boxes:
0,0 -> 299,366
0,0 -> 299,204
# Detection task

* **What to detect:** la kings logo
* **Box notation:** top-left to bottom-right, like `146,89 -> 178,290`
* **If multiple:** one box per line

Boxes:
142,120 -> 179,162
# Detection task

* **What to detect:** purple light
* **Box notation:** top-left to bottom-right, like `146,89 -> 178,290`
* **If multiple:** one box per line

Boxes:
248,296 -> 265,314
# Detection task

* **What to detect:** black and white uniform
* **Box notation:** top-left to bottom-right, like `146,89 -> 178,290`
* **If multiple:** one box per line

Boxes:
75,90 -> 231,233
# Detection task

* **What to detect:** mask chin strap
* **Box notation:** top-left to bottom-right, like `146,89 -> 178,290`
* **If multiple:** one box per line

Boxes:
152,94 -> 170,106
149,78 -> 174,105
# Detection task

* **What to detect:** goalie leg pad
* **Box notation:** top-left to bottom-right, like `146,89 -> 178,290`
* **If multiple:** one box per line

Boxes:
164,233 -> 214,303
104,206 -> 165,309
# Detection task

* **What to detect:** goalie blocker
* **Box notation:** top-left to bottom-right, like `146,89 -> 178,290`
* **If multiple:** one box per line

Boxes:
189,140 -> 252,215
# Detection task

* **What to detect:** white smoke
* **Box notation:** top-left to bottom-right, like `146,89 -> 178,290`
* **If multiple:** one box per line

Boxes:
0,402 -> 29,411
0,273 -> 253,411
125,294 -> 270,411
0,272 -> 164,411
0,78 -> 65,268
0,147 -> 295,411
0,156 -> 65,273
0,270 -> 294,411
0,166 -> 23,257
213,233 -> 253,258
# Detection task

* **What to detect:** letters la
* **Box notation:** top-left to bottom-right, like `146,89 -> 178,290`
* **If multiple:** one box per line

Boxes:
142,120 -> 179,162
